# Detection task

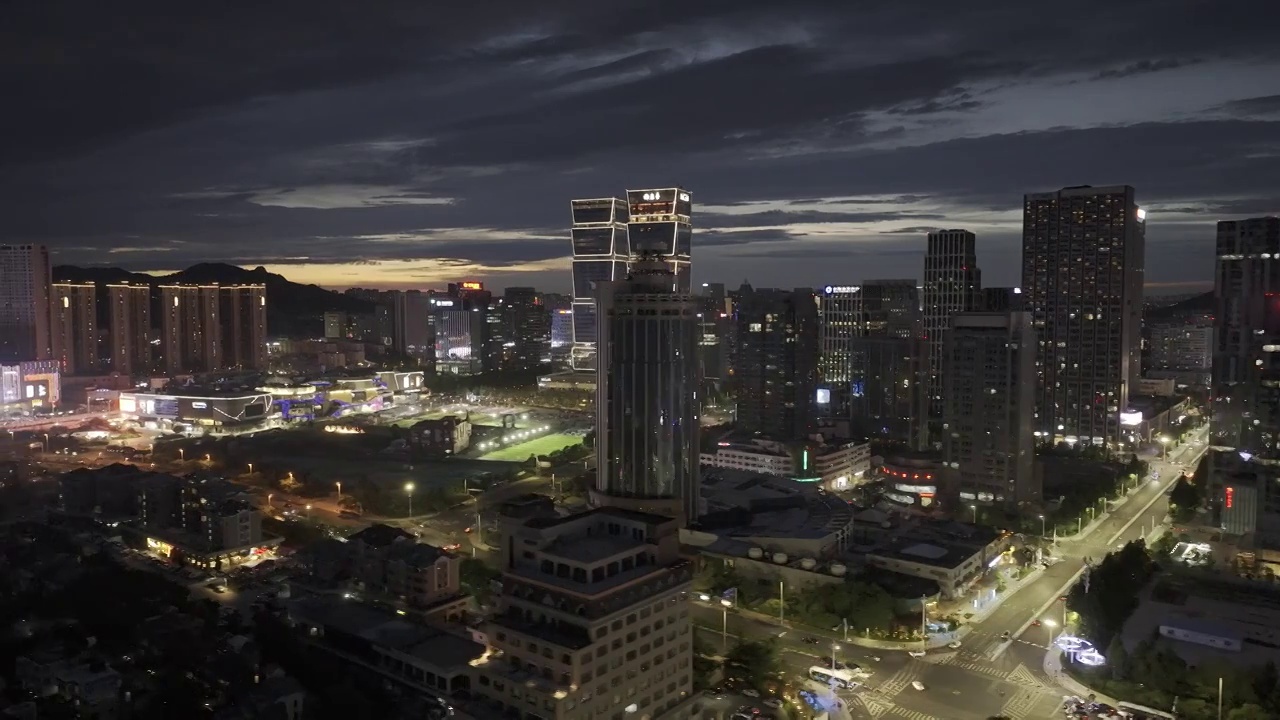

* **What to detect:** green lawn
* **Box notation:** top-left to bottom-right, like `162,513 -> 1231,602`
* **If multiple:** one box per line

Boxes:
478,433 -> 583,461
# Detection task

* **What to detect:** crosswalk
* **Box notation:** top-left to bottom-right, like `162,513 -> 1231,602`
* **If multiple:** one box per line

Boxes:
999,687 -> 1044,720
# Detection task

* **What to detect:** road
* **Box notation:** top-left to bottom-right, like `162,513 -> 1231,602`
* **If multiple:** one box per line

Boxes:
695,428 -> 1208,720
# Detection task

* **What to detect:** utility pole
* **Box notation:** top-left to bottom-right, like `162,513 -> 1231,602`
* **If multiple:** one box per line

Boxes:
778,581 -> 785,624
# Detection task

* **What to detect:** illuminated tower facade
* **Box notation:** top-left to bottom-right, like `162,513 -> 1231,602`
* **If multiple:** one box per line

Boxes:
626,188 -> 692,292
569,198 -> 629,372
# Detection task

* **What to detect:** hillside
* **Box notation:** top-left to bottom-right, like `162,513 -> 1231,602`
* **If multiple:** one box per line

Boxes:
1144,290 -> 1213,324
52,262 -> 375,338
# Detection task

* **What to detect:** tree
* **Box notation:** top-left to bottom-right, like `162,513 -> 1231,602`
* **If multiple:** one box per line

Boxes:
460,558 -> 502,605
1228,704 -> 1272,720
1254,660 -> 1279,703
1169,476 -> 1202,521
1106,636 -> 1130,681
723,640 -> 780,689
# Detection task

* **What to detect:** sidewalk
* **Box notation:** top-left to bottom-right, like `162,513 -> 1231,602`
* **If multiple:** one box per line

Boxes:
1042,646 -> 1119,705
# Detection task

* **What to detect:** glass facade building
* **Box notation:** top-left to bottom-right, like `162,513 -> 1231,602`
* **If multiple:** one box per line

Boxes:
569,198 -> 629,372
626,188 -> 692,293
594,254 -> 701,522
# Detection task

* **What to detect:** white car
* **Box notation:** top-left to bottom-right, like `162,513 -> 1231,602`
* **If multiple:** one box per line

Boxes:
911,681 -> 925,691
908,651 -> 926,658
763,699 -> 782,709
947,641 -> 962,649
741,688 -> 760,698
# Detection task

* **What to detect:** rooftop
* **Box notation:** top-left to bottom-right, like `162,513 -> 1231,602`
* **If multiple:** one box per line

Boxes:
289,595 -> 483,671
349,523 -> 414,548
524,505 -> 673,530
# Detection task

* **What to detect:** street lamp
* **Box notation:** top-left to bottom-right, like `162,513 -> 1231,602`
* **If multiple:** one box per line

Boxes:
42,433 -> 49,453
178,448 -> 184,461
1042,618 -> 1057,645
1038,514 -> 1046,538
335,481 -> 342,500
969,504 -> 977,524
405,482 -> 415,518
247,463 -> 253,475
1159,435 -> 1171,461
305,504 -> 312,519
267,493 -> 273,507
831,642 -> 841,671
720,598 -> 732,651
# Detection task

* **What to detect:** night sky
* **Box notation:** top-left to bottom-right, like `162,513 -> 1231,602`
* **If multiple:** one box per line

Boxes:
1,1 -> 1277,293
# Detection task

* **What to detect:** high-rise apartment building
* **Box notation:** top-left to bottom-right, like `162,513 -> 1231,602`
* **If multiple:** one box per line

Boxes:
503,286 -> 550,369
626,188 -> 692,293
50,282 -> 98,375
0,244 -> 52,363
1212,216 -> 1280,452
391,290 -> 434,360
218,284 -> 267,370
160,284 -> 266,374
107,284 -> 152,376
595,253 -> 701,523
1022,185 -> 1145,446
476,508 -> 695,720
923,230 -> 981,419
862,279 -> 922,339
1149,322 -> 1212,386
942,312 -> 1038,506
160,285 -> 220,374
817,285 -> 863,417
697,282 -> 731,396
570,198 -> 630,372
734,285 -> 818,440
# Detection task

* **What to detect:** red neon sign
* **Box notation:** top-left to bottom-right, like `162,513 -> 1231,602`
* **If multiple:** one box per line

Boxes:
1226,486 -> 1234,509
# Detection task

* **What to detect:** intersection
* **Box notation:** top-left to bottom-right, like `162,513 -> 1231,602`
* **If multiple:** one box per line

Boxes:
694,428 -> 1208,719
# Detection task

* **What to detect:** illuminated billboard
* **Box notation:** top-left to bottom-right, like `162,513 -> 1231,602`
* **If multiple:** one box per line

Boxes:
460,281 -> 484,291
1119,411 -> 1144,426
816,388 -> 831,405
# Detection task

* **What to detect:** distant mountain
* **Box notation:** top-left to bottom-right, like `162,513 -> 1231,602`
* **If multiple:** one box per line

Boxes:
1145,290 -> 1213,324
53,262 -> 375,338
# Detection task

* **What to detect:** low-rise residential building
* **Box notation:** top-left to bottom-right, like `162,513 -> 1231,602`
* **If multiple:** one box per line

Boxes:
410,415 -> 472,458
345,524 -> 468,620
861,523 -> 1007,599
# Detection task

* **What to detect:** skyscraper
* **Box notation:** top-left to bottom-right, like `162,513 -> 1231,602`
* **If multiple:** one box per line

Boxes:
502,286 -> 549,369
1022,185 -> 1145,446
923,229 -> 981,419
943,312 -> 1038,506
569,197 -> 630,372
390,290 -> 433,361
817,283 -> 928,448
594,252 -> 701,523
50,282 -> 98,375
697,282 -> 731,396
108,284 -> 152,376
626,188 -> 692,292
0,244 -> 51,363
1212,216 -> 1280,452
734,285 -> 819,440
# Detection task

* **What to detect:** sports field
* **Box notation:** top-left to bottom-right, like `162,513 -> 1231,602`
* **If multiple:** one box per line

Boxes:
478,433 -> 583,461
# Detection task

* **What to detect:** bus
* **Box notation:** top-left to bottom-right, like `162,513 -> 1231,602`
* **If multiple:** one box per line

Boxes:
1116,701 -> 1177,719
808,665 -> 857,689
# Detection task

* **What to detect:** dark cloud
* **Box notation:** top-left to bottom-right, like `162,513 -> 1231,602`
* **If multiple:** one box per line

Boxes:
880,226 -> 945,235
1092,57 -> 1203,80
1,0 -> 1278,291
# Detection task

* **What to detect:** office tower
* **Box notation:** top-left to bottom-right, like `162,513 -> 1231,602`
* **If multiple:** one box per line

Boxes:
850,335 -> 930,449
943,312 -> 1038,506
923,230 -> 982,420
50,282 -> 98,375
478,508 -> 694,719
626,188 -> 692,293
218,285 -> 267,370
503,286 -> 549,369
595,252 -> 701,522
432,293 -> 486,375
391,290 -> 433,360
107,284 -> 152,376
569,198 -> 630,372
817,284 -> 863,418
1022,185 -> 1145,446
549,305 -> 573,361
160,285 -> 221,374
0,244 -> 52,362
734,284 -> 819,440
1212,217 -> 1280,452
698,282 -> 730,396
862,279 -> 922,339
323,311 -> 346,339
981,287 -> 1024,313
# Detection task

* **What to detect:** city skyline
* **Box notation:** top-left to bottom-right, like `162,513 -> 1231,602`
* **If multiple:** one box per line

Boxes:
1,2 -> 1277,292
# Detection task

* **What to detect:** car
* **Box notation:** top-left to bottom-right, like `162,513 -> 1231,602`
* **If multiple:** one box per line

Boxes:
908,651 -> 925,658
741,688 -> 760,698
1001,630 -> 1012,640
762,699 -> 782,709
801,636 -> 821,644
1031,619 -> 1042,627
947,641 -> 962,649
911,681 -> 925,691
731,714 -> 752,720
